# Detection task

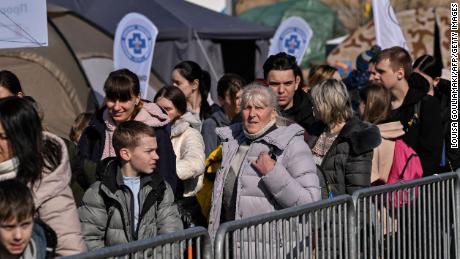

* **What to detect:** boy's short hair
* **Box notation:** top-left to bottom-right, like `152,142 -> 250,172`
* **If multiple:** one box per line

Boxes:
112,121 -> 156,157
0,180 -> 35,222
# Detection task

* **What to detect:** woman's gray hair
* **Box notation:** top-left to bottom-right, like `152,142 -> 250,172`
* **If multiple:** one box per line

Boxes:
310,79 -> 353,126
240,83 -> 279,113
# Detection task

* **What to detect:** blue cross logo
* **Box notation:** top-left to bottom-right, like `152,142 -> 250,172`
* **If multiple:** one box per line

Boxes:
284,35 -> 300,54
128,33 -> 146,54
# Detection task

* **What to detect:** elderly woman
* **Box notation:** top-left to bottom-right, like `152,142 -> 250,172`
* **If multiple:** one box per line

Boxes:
308,79 -> 381,198
208,84 -> 321,238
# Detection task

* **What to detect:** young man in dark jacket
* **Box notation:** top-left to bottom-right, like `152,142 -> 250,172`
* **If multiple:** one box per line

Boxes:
79,121 -> 182,250
263,52 -> 316,131
374,47 -> 443,176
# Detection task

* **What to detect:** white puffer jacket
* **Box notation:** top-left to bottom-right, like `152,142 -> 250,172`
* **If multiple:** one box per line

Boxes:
171,112 -> 205,197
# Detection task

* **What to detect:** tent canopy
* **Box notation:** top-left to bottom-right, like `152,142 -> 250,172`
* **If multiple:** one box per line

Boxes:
48,0 -> 275,101
47,0 -> 274,40
0,4 -> 163,137
239,0 -> 345,67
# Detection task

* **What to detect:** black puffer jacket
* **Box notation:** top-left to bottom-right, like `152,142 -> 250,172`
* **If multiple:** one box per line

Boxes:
386,87 -> 443,176
308,117 -> 381,198
280,90 -> 316,132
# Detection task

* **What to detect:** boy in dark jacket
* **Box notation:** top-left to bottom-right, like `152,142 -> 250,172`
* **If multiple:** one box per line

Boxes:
0,180 -> 46,259
79,121 -> 183,250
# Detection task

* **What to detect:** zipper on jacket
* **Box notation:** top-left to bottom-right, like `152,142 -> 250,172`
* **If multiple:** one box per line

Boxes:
316,134 -> 342,198
121,185 -> 136,240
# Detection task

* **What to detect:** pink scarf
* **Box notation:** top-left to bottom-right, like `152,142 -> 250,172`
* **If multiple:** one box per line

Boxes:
101,102 -> 170,159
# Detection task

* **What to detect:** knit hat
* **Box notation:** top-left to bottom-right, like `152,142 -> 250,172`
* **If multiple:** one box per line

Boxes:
356,45 -> 381,72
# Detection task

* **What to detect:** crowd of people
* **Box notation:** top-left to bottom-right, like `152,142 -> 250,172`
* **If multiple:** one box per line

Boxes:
0,46 -> 456,258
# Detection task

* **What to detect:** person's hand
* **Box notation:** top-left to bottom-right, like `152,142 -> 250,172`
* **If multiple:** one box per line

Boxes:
251,151 -> 275,175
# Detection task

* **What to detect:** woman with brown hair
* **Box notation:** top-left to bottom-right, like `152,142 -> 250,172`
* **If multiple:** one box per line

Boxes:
304,64 -> 341,92
78,69 -> 177,191
360,82 -> 404,185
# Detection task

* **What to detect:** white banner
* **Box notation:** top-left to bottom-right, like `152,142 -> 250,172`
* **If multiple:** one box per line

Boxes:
372,0 -> 408,50
114,13 -> 158,99
0,0 -> 48,49
268,16 -> 313,65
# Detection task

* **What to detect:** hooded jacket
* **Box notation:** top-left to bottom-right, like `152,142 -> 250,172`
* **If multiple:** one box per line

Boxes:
308,117 -> 381,198
0,133 -> 86,256
34,133 -> 86,256
386,87 -> 443,176
371,121 -> 405,184
280,90 -> 316,132
78,102 -> 178,191
208,123 -> 321,238
201,108 -> 241,157
78,158 -> 183,250
171,112 -> 205,197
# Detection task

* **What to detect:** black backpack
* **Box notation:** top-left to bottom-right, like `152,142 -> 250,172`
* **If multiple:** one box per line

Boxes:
34,218 -> 57,258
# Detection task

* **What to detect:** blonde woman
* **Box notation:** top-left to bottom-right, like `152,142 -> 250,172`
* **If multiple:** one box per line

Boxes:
308,79 -> 381,198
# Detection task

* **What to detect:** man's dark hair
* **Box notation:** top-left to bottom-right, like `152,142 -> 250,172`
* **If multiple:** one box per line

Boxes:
263,52 -> 300,79
0,179 -> 35,223
112,121 -> 156,157
413,55 -> 443,79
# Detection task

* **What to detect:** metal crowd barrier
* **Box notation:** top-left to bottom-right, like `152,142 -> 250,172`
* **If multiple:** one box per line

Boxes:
214,195 -> 356,259
64,173 -> 460,259
352,172 -> 460,259
63,227 -> 212,259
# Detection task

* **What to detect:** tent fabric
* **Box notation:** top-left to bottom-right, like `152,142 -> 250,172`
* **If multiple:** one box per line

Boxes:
47,0 -> 274,102
47,0 -> 274,40
0,5 -> 163,137
239,0 -> 344,67
327,8 -> 444,70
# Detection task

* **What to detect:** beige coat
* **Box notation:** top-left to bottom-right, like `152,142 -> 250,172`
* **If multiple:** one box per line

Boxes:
171,112 -> 205,197
371,122 -> 405,184
33,132 -> 86,256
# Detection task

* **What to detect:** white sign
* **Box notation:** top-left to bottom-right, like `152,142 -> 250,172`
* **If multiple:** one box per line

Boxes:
269,16 -> 313,65
185,0 -> 227,13
114,13 -> 158,99
372,0 -> 408,50
0,0 -> 48,49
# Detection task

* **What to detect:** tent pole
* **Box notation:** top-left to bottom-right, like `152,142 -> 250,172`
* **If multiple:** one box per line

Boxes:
193,31 -> 219,82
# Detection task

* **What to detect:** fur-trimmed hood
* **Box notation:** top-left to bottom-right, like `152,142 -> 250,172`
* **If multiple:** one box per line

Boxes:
337,117 -> 381,155
171,112 -> 201,137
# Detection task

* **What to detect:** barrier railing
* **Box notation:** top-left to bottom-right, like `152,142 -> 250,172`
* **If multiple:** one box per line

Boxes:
214,195 -> 356,259
352,172 -> 460,259
64,173 -> 460,259
63,227 -> 212,259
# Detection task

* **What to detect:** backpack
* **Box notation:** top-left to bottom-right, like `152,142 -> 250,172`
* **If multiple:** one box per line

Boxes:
34,218 -> 57,258
387,139 -> 423,208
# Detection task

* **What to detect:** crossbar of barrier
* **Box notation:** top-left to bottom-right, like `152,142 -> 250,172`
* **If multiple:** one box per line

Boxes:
214,195 -> 356,259
352,172 -> 460,259
63,227 -> 212,259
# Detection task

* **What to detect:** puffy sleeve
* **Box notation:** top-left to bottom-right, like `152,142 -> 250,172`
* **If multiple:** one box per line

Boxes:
262,135 -> 321,207
176,129 -> 206,181
78,182 -> 107,251
36,182 -> 87,256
